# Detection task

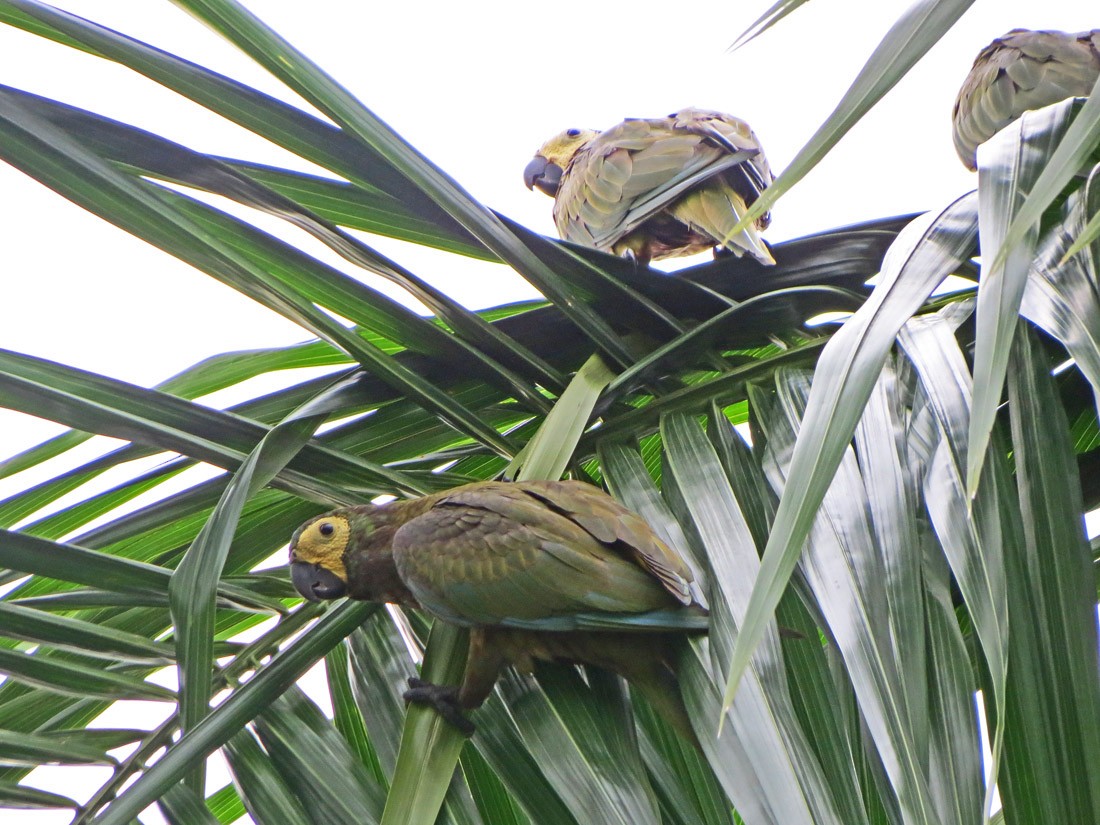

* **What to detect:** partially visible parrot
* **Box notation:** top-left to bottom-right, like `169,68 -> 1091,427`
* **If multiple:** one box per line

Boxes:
952,28 -> 1100,170
523,107 -> 775,266
288,480 -> 706,742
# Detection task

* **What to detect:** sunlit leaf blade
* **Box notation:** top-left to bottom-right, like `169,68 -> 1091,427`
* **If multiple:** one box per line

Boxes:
1021,163 -> 1100,409
0,529 -> 171,593
1058,194 -> 1100,262
170,376 -> 361,790
252,687 -> 386,824
171,0 -> 640,370
1000,327 -> 1100,822
703,411 -> 879,824
506,354 -> 614,482
922,548 -> 981,825
0,0 -> 482,242
728,0 -> 976,233
88,601 -> 374,825
967,100 -> 1076,495
729,0 -> 810,50
0,781 -> 76,809
203,784 -> 247,824
897,303 -> 1009,818
0,347 -> 422,500
0,728 -> 117,767
0,602 -> 173,663
754,370 -> 944,822
462,678 -> 578,825
722,193 -> 978,713
602,442 -> 858,825
0,96 -> 515,458
1,2 -> 1098,822
660,412 -> 845,825
222,729 -> 313,825
459,747 -> 527,825
324,645 -> 382,783
535,667 -> 667,823
0,648 -> 173,701
347,614 -> 415,781
855,363 -> 980,822
985,80 -> 1100,278
158,782 -> 221,825
379,621 -> 469,825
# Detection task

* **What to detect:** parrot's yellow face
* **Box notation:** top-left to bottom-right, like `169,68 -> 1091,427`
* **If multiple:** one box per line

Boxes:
289,513 -> 351,601
523,128 -> 598,197
535,128 -> 598,169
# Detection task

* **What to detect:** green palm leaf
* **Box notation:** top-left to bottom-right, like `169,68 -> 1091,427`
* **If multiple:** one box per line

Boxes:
0,3 -> 1097,824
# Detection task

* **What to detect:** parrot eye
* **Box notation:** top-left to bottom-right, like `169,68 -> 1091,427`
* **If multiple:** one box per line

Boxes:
566,128 -> 581,137
318,522 -> 334,537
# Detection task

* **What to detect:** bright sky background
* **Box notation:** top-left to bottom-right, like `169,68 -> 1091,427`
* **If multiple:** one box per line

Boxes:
0,0 -> 1095,822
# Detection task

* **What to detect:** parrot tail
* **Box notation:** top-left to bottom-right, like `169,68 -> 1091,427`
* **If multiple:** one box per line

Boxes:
669,186 -> 774,266
628,660 -> 702,752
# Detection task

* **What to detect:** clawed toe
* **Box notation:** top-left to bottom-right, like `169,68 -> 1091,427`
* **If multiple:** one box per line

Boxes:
403,677 -> 475,736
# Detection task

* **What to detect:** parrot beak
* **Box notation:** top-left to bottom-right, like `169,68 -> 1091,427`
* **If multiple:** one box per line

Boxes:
523,155 -> 563,196
290,561 -> 347,601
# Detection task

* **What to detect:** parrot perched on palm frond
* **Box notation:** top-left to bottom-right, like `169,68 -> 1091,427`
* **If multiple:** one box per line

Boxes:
952,28 -> 1100,170
289,480 -> 707,742
523,107 -> 775,266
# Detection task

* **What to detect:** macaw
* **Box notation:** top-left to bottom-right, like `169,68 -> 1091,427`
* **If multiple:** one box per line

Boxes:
952,28 -> 1100,170
523,107 -> 775,266
289,480 -> 706,742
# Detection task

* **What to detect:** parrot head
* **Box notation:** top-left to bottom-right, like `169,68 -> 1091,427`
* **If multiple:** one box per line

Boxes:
288,513 -> 351,601
288,504 -> 418,606
523,128 -> 598,196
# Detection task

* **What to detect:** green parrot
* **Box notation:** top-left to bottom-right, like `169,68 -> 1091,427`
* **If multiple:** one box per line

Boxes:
288,480 -> 706,742
523,107 -> 775,266
952,28 -> 1100,170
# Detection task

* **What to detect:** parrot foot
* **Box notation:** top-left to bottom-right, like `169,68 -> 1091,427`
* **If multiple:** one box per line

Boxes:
403,677 -> 476,736
620,248 -> 652,270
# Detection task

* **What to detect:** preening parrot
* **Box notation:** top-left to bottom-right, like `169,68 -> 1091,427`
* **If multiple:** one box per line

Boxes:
289,480 -> 706,742
523,107 -> 775,266
952,28 -> 1100,170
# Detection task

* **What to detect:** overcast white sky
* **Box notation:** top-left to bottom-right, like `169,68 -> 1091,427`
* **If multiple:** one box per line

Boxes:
0,0 -> 1095,822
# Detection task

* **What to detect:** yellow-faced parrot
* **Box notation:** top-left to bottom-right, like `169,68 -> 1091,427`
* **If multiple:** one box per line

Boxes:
523,107 -> 775,266
289,480 -> 706,742
952,28 -> 1100,170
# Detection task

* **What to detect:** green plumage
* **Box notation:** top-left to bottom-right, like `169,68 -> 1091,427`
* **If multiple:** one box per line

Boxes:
524,107 -> 775,266
289,480 -> 705,742
952,28 -> 1100,169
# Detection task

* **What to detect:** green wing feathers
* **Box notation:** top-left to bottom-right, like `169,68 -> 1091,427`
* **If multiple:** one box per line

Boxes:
536,107 -> 774,264
952,28 -> 1100,169
389,481 -> 695,628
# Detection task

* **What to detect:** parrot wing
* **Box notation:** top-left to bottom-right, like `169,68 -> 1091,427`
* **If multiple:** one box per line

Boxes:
554,108 -> 772,255
515,480 -> 694,604
952,29 -> 1100,169
389,481 -> 691,628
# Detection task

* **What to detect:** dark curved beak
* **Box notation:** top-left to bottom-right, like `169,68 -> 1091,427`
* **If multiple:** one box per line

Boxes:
523,156 -> 563,196
290,561 -> 347,601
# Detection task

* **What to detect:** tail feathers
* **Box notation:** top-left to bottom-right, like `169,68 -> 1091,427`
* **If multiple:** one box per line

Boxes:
629,662 -> 701,752
670,186 -> 774,265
